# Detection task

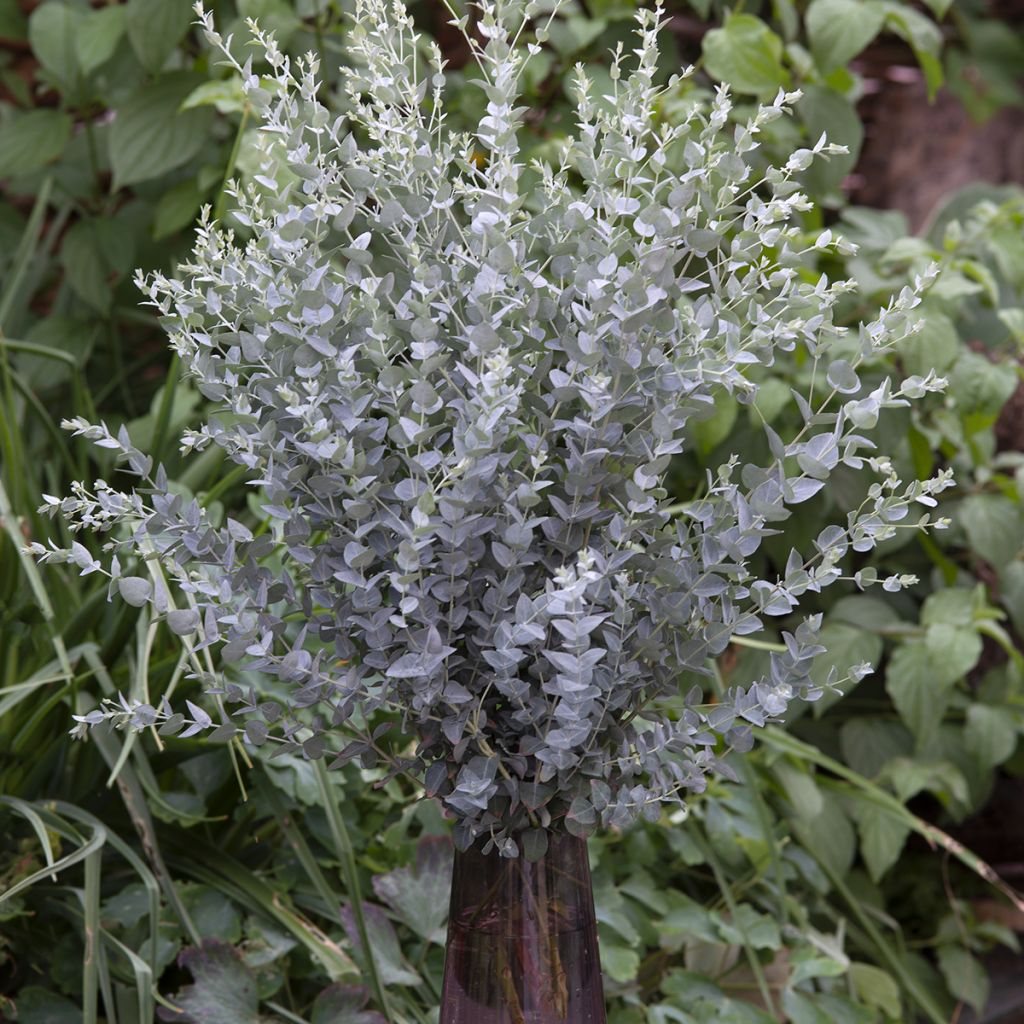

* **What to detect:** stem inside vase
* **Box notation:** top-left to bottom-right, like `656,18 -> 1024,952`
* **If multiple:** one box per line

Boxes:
440,832 -> 607,1024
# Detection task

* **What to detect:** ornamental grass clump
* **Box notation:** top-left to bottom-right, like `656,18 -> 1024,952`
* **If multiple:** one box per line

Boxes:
34,0 -> 951,856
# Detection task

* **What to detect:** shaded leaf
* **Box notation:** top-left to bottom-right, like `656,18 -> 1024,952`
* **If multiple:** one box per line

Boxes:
160,941 -> 264,1024
0,110 -> 71,178
126,0 -> 193,72
702,14 -> 789,95
109,73 -> 214,188
371,836 -> 452,944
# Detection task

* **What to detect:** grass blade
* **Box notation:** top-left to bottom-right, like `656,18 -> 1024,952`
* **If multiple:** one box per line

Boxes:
313,758 -> 391,1020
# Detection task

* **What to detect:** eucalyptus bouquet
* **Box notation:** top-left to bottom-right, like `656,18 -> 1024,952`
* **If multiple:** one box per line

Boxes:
34,0 -> 950,859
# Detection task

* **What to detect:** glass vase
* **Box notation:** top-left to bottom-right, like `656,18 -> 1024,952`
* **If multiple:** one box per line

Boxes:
440,831 -> 606,1024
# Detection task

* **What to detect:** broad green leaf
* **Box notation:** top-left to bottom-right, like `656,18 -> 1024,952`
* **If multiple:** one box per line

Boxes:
773,0 -> 799,40
964,704 -> 1018,768
880,757 -> 969,805
1000,561 -> 1024,637
694,388 -> 738,456
810,622 -> 882,714
900,309 -> 959,377
167,941 -> 263,1024
153,179 -> 206,240
76,5 -> 125,74
749,377 -> 790,425
28,2 -> 84,90
717,904 -> 781,950
782,989 -> 835,1024
798,85 -> 863,195
13,987 -> 82,1024
849,796 -> 910,881
771,758 -> 824,818
0,109 -> 71,178
999,307 -> 1024,344
182,76 -> 247,114
546,14 -> 608,56
60,219 -> 111,313
849,962 -> 901,1018
923,623 -> 983,685
371,836 -> 452,944
702,14 -> 789,96
937,945 -> 989,1014
921,0 -> 952,13
949,350 -> 1019,416
126,0 -> 193,72
601,943 -> 640,983
658,896 -> 720,950
311,985 -> 386,1024
883,2 -> 944,97
839,205 -> 909,251
839,718 -> 913,779
806,0 -> 885,72
814,994 -> 874,1024
181,887 -> 243,943
340,903 -> 420,988
921,586 -> 977,627
793,799 -> 856,876
961,494 -> 1024,567
0,0 -> 27,40
829,594 -> 906,631
108,73 -> 214,188
237,0 -> 302,45
886,641 -> 953,746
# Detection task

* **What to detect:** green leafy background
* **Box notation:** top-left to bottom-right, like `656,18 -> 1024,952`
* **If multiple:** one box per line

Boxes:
2,1 -> 1023,1022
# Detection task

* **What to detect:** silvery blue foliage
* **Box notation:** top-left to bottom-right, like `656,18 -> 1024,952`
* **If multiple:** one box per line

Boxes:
33,0 -> 952,855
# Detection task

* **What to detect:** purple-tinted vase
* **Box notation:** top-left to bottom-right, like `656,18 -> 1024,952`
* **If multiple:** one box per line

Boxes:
440,831 -> 607,1024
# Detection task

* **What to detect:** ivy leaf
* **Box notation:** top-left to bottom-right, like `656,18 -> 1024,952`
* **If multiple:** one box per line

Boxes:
702,14 -> 789,96
109,73 -> 214,188
0,109 -> 71,178
161,942 -> 265,1024
806,0 -> 885,72
126,0 -> 193,72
